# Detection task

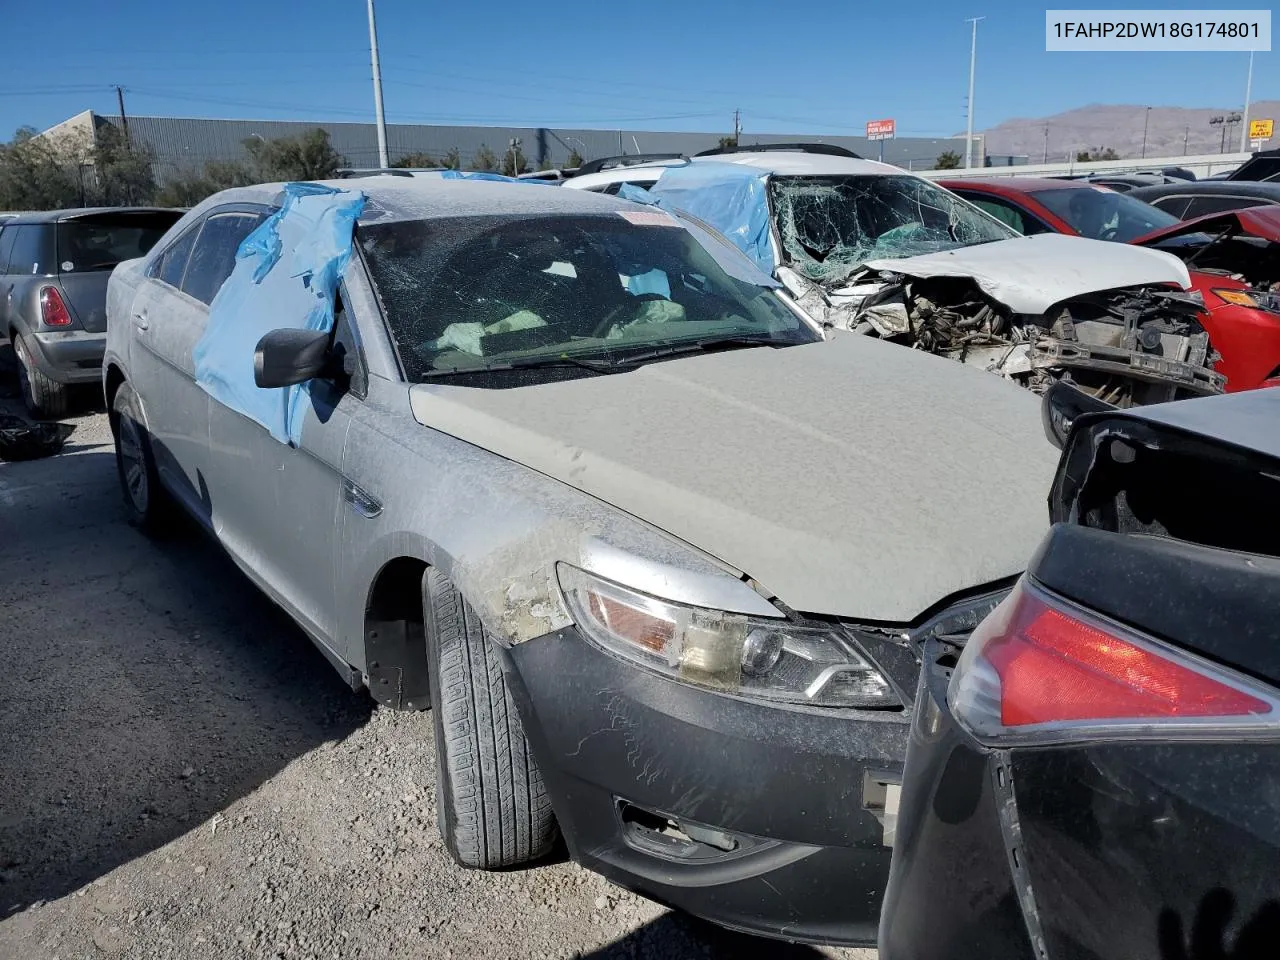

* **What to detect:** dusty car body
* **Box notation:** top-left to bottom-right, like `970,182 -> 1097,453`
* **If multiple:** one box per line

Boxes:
635,153 -> 1225,406
879,385 -> 1280,960
104,177 -> 1058,945
943,179 -> 1280,391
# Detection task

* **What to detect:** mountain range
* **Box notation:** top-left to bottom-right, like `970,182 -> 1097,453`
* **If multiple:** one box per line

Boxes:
977,102 -> 1280,161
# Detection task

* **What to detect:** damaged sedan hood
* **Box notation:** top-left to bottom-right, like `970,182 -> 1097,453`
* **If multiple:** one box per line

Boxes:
408,334 -> 1057,622
854,233 -> 1191,314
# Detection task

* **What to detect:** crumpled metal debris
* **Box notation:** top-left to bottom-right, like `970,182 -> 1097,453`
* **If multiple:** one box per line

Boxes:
852,275 -> 1225,406
0,414 -> 74,461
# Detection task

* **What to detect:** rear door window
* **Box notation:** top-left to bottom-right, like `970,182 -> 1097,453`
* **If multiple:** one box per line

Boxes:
57,212 -> 180,274
1149,195 -> 1192,218
181,213 -> 263,306
0,226 -> 17,275
7,225 -> 55,276
1183,195 -> 1271,219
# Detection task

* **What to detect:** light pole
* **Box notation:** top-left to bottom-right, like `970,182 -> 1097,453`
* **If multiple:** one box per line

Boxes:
1240,49 -> 1255,152
367,0 -> 389,169
1043,125 -> 1049,163
964,17 -> 985,169
1141,106 -> 1151,159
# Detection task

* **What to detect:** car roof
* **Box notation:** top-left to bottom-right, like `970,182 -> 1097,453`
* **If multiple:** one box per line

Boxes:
563,161 -> 688,191
1129,180 -> 1280,199
3,206 -> 183,224
696,152 -> 900,177
199,177 -> 644,223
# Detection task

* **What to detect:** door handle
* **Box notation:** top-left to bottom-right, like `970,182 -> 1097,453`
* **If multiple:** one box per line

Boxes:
132,310 -> 149,331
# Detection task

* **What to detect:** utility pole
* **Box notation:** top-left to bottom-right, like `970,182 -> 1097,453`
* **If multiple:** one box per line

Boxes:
115,85 -> 130,142
1043,125 -> 1049,163
733,108 -> 741,145
1240,49 -> 1255,152
964,17 -> 984,169
508,137 -> 521,176
366,0 -> 389,169
1183,125 -> 1189,154
1141,106 -> 1151,159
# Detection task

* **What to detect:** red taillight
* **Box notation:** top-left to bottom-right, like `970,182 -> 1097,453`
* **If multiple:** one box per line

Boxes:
949,580 -> 1275,743
39,287 -> 73,327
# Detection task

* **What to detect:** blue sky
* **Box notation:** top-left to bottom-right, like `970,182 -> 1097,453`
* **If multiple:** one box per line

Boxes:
0,0 -> 1271,140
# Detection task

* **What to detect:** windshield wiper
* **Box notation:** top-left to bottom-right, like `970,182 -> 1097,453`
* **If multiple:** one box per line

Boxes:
421,353 -> 623,379
421,336 -> 788,379
606,334 -> 791,367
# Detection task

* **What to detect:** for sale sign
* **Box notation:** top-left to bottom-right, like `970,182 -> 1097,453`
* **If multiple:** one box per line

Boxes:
866,119 -> 896,141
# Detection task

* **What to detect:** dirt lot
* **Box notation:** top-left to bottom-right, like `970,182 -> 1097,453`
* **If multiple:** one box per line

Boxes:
0,393 -> 875,960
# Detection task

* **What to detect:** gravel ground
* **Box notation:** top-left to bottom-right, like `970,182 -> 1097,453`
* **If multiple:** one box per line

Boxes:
0,382 -> 876,960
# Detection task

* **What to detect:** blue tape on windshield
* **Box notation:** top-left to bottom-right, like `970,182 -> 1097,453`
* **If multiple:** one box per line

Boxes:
641,162 -> 775,276
193,182 -> 366,446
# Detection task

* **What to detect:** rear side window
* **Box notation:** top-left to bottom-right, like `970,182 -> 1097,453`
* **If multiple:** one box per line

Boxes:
57,212 -> 180,273
0,227 -> 16,275
1182,195 -> 1270,219
181,213 -> 263,306
153,224 -> 200,289
1150,195 -> 1192,219
7,225 -> 55,276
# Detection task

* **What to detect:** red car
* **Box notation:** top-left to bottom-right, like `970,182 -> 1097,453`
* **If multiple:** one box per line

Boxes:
941,177 -> 1280,391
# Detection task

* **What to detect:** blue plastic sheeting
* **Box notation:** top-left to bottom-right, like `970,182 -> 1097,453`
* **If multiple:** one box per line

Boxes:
193,182 -> 366,446
636,162 -> 776,277
618,181 -> 779,289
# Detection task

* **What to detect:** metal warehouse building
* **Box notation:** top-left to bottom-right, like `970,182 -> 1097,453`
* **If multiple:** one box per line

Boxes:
40,110 -> 978,179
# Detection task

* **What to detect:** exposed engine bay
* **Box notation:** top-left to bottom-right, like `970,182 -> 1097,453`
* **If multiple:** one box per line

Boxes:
791,272 -> 1226,407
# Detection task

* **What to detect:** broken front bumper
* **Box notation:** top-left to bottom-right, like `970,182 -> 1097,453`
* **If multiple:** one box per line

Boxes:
1028,336 -> 1227,397
500,625 -> 907,946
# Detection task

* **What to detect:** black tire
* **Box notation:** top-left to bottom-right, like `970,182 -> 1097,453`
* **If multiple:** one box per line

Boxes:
14,334 -> 69,420
111,382 -> 172,534
423,568 -> 558,869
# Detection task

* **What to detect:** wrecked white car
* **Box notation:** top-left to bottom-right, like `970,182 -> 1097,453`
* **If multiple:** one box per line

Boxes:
637,151 -> 1226,405
104,177 -> 1057,946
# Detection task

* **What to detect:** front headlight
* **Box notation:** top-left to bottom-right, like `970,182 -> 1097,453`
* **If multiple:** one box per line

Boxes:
557,564 -> 897,708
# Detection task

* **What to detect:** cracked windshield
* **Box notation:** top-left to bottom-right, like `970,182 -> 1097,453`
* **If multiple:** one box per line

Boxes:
360,212 -> 815,379
770,174 -> 1016,285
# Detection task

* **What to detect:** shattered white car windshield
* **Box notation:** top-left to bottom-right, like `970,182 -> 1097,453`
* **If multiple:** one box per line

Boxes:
769,175 -> 1017,285
360,213 -> 814,380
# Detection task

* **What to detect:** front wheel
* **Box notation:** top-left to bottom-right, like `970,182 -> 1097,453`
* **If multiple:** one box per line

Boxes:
423,569 -> 559,869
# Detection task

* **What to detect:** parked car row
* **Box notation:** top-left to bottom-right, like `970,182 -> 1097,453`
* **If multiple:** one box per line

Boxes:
88,170 -> 1278,956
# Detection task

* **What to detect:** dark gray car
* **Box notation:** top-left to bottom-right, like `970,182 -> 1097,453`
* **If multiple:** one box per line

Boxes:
1128,180 -> 1280,221
0,207 -> 181,417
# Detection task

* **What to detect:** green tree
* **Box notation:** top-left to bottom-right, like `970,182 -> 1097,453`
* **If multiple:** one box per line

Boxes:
1076,147 -> 1121,162
717,135 -> 739,150
0,127 -> 80,210
154,159 -> 256,207
500,143 -> 529,177
442,147 -> 462,170
469,143 -> 499,172
392,151 -> 438,169
87,125 -> 157,206
566,149 -> 584,169
244,128 -> 344,181
935,150 -> 962,169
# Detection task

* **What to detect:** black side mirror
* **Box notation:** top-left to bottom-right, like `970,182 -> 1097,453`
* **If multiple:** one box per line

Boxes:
254,328 -> 331,389
1041,380 -> 1115,450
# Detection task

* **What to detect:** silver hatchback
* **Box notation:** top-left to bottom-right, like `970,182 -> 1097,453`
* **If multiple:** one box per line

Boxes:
104,177 -> 1056,946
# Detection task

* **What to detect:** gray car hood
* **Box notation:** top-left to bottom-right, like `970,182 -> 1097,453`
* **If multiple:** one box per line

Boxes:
409,333 -> 1058,622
